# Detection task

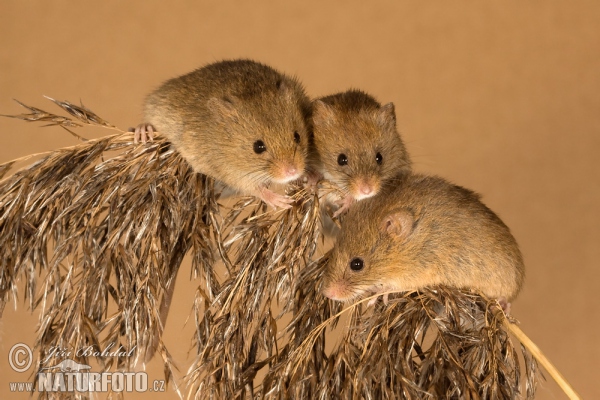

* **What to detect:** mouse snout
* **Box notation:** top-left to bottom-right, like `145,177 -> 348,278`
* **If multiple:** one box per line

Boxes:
271,160 -> 305,183
351,178 -> 380,201
284,165 -> 298,178
322,281 -> 351,301
359,184 -> 374,196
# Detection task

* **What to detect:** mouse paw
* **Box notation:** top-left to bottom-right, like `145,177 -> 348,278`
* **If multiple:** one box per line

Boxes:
302,169 -> 323,192
129,123 -> 155,144
367,296 -> 379,307
367,292 -> 389,307
258,187 -> 294,209
332,196 -> 355,218
496,297 -> 512,315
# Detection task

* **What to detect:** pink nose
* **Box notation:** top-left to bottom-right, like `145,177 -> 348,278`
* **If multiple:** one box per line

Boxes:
322,283 -> 344,300
284,166 -> 298,177
322,287 -> 336,300
359,184 -> 373,195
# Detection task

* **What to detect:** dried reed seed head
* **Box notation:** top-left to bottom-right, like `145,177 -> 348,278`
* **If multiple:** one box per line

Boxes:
0,99 -> 538,399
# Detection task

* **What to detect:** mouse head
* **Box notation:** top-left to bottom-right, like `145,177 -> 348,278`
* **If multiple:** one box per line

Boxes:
322,201 -> 421,302
207,76 -> 311,187
312,90 -> 411,200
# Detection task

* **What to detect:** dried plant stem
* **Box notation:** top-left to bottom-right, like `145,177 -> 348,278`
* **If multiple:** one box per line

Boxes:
501,318 -> 581,400
292,289 -> 570,399
0,131 -> 135,183
289,290 -> 398,376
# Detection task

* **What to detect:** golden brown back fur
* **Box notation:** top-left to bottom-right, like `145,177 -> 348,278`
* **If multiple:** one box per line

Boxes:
323,173 -> 525,301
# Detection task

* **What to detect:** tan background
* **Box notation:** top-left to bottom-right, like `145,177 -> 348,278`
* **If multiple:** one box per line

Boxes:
1,1 -> 599,398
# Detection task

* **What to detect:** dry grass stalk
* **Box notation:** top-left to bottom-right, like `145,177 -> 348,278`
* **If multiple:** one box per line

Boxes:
185,189 -> 322,399
278,287 -> 539,399
0,98 -> 547,399
500,317 -> 581,399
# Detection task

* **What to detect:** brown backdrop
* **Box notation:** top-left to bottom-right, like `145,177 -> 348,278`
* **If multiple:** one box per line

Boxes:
1,2 -> 599,398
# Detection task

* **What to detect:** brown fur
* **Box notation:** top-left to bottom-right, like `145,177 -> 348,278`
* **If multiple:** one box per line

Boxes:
311,90 -> 411,200
322,173 -> 525,301
143,59 -> 311,195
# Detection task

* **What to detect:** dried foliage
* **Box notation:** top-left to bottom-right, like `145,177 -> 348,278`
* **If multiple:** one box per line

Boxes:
273,281 -> 538,399
1,98 -> 539,399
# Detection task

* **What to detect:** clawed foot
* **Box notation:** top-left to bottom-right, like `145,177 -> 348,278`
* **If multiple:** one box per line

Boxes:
129,123 -> 155,144
496,297 -> 512,315
332,195 -> 355,218
302,169 -> 323,192
367,292 -> 389,307
258,187 -> 294,209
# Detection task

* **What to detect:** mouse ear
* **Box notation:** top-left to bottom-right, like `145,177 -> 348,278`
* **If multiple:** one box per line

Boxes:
312,100 -> 337,126
277,79 -> 293,98
380,208 -> 414,240
207,97 -> 238,119
376,102 -> 397,131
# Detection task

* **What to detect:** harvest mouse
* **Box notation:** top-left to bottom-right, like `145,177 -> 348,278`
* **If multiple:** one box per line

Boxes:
311,90 -> 411,217
134,59 -> 311,208
322,173 -> 525,309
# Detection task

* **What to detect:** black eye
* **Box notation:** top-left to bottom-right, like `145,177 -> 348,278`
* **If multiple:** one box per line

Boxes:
337,153 -> 348,166
350,257 -> 364,271
294,131 -> 301,144
376,152 -> 383,165
253,140 -> 266,154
